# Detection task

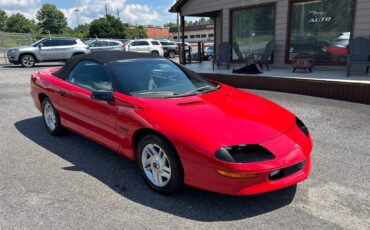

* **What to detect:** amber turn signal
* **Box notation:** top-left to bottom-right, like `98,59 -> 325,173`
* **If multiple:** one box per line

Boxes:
216,170 -> 257,179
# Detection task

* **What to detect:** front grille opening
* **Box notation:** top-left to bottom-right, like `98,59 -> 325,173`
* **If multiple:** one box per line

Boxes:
269,161 -> 306,181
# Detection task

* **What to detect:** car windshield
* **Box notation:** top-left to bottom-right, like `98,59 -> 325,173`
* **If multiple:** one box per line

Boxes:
107,59 -> 219,98
31,38 -> 47,47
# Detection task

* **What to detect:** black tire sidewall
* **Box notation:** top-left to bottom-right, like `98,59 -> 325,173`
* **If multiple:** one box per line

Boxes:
137,135 -> 183,194
168,51 -> 175,58
42,98 -> 62,136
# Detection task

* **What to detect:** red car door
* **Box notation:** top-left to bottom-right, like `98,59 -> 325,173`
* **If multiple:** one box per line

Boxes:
56,61 -> 120,151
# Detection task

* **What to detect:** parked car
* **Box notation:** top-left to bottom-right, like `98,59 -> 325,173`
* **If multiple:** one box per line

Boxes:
175,42 -> 191,55
31,50 -> 312,195
124,39 -> 164,56
186,46 -> 214,61
326,39 -> 349,62
289,36 -> 330,55
85,39 -> 124,52
159,40 -> 177,58
7,37 -> 90,67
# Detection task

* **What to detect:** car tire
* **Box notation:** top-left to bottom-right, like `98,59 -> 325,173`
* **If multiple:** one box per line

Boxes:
137,134 -> 183,195
20,54 -> 36,67
42,98 -> 63,136
168,50 -> 175,58
151,51 -> 159,55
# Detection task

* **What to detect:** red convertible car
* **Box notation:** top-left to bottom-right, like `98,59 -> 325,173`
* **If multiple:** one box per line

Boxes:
31,51 -> 312,195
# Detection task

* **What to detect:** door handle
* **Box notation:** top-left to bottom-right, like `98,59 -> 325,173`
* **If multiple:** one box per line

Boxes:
57,90 -> 68,97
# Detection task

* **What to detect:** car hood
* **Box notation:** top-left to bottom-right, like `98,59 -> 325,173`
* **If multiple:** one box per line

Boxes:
137,84 -> 296,146
10,46 -> 35,51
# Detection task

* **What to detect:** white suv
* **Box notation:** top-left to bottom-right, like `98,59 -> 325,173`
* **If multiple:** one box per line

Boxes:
125,39 -> 164,56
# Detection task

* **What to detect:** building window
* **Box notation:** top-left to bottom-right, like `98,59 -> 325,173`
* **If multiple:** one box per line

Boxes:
173,36 -> 178,39
190,35 -> 195,39
208,34 -> 214,38
288,0 -> 353,65
201,34 -> 207,38
231,5 -> 275,61
195,34 -> 200,38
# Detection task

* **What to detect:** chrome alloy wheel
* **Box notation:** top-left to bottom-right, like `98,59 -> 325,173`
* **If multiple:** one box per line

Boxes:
141,144 -> 171,187
43,102 -> 56,131
21,55 -> 35,67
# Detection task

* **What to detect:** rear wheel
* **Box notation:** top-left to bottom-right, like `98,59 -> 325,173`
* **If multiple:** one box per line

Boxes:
42,98 -> 63,136
168,50 -> 175,58
137,135 -> 183,194
20,54 -> 36,67
151,51 -> 159,55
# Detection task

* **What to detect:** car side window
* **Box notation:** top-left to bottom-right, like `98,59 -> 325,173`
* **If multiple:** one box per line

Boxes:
130,41 -> 139,46
88,41 -> 97,47
59,39 -> 75,46
66,61 -> 113,91
109,41 -> 119,46
42,39 -> 59,47
139,41 -> 149,46
151,41 -> 160,46
97,41 -> 108,47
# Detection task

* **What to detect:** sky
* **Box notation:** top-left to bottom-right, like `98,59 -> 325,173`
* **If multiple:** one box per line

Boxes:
0,0 -> 178,28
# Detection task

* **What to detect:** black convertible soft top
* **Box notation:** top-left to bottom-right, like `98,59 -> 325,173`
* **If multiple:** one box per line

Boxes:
53,51 -> 162,79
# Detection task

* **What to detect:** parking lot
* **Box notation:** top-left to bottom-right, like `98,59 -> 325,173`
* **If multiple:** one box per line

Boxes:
0,64 -> 369,230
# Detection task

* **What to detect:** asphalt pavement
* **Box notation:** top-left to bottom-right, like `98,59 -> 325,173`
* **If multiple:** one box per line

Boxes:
0,64 -> 369,230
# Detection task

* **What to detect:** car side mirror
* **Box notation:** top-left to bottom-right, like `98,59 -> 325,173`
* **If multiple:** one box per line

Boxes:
38,44 -> 44,48
91,90 -> 115,102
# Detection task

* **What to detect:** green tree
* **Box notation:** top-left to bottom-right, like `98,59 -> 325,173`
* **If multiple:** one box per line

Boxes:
127,26 -> 147,39
36,3 -> 67,34
4,13 -> 33,33
74,23 -> 90,36
29,19 -> 42,35
89,15 -> 127,38
163,22 -> 177,29
0,10 -> 7,31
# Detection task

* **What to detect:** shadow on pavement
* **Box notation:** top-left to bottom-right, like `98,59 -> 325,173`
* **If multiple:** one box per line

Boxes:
15,116 -> 297,222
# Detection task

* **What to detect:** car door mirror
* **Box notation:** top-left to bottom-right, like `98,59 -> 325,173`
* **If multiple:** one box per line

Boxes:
38,44 -> 44,48
91,90 -> 115,102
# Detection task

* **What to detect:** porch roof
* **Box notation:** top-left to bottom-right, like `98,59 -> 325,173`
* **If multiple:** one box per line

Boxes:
169,0 -> 188,13
169,0 -> 219,17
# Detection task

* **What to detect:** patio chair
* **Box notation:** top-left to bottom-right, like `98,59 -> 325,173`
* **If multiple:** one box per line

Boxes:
256,41 -> 274,70
232,42 -> 246,61
346,37 -> 370,77
213,42 -> 231,70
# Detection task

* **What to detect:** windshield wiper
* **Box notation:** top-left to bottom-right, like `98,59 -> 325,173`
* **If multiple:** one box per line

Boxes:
177,85 -> 219,96
131,91 -> 176,96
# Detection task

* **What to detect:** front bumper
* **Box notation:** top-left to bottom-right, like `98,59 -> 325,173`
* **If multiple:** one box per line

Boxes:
181,126 -> 313,195
7,51 -> 20,64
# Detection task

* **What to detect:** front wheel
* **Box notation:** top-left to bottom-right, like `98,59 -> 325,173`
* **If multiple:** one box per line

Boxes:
137,135 -> 183,194
168,50 -> 175,58
42,98 -> 63,135
20,54 -> 36,67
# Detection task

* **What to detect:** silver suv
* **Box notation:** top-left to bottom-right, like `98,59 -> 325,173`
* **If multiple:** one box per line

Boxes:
125,39 -> 164,56
7,38 -> 90,67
